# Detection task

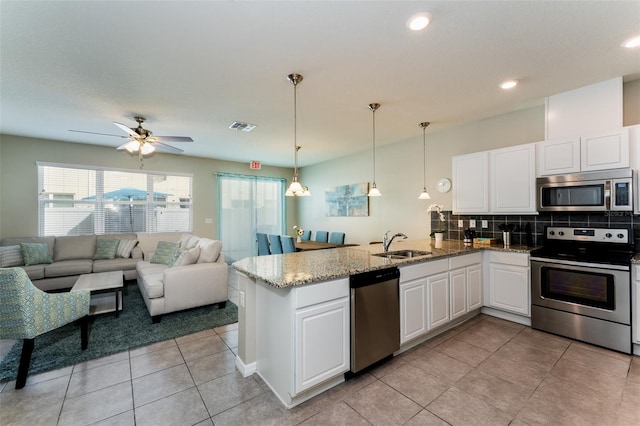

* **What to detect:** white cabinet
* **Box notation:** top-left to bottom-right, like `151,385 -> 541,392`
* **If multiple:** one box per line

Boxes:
452,151 -> 489,213
427,272 -> 450,330
536,127 -> 630,176
449,253 -> 483,321
453,144 -> 536,214
633,266 -> 640,345
487,251 -> 530,317
399,259 -> 449,344
490,144 -> 536,213
294,297 -> 349,393
255,277 -> 350,407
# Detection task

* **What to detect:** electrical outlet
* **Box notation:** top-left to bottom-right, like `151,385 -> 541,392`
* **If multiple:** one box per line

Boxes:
482,220 -> 488,228
469,219 -> 476,228
239,291 -> 245,308
458,220 -> 464,228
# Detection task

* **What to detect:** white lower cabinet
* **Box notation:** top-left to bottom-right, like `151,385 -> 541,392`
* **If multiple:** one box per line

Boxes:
633,266 -> 640,345
399,254 -> 483,345
486,251 -> 530,316
294,296 -> 349,393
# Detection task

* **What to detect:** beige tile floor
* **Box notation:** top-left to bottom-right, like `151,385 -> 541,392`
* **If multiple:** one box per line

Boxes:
1,313 -> 639,425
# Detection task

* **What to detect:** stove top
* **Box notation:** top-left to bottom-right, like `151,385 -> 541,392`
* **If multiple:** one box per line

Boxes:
531,226 -> 634,266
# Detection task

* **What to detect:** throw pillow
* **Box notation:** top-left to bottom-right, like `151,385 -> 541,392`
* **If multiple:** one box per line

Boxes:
173,246 -> 201,267
150,241 -> 180,266
116,239 -> 138,258
93,239 -> 120,260
0,245 -> 24,267
196,239 -> 222,263
178,233 -> 199,250
20,242 -> 53,266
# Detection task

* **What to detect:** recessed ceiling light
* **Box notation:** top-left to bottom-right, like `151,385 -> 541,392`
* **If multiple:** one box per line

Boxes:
408,13 -> 431,31
621,35 -> 640,48
499,80 -> 519,90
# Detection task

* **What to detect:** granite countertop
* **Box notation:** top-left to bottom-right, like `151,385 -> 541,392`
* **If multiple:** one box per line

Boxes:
232,239 -> 538,289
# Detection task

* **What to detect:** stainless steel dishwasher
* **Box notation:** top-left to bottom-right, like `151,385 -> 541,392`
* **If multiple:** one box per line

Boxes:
350,267 -> 400,374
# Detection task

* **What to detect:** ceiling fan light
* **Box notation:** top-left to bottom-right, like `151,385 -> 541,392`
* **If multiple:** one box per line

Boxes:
301,187 -> 311,196
140,142 -> 155,155
123,140 -> 140,153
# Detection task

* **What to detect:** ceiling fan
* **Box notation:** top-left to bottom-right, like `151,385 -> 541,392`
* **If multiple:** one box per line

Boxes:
69,116 -> 193,156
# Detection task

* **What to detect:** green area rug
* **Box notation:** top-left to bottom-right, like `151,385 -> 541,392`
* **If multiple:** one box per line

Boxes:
0,283 -> 238,382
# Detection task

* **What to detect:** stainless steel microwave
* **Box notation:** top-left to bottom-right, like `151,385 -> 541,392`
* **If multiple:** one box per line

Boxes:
537,169 -> 633,212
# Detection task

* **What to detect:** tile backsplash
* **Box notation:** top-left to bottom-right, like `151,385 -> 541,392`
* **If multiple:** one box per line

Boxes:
431,211 -> 640,251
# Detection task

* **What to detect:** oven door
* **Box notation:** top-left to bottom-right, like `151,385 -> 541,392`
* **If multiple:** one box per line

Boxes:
530,258 -> 630,324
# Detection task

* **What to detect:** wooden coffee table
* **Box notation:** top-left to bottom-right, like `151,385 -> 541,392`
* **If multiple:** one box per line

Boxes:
72,271 -> 124,317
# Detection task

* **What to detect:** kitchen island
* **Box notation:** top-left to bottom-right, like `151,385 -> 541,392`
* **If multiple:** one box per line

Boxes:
232,239 -> 534,408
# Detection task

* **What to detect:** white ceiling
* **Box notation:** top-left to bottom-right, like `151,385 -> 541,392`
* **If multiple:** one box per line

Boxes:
1,1 -> 639,168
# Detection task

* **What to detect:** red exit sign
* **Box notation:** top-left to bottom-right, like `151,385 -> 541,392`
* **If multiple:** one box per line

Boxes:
250,161 -> 262,170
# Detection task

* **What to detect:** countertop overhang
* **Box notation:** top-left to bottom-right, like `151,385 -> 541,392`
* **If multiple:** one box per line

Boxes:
232,240 -> 536,289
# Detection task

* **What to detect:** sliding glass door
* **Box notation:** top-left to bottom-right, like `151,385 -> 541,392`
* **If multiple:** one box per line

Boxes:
217,173 -> 285,262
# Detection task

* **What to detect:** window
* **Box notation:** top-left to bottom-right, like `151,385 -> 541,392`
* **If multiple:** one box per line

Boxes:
217,173 -> 286,263
37,162 -> 192,236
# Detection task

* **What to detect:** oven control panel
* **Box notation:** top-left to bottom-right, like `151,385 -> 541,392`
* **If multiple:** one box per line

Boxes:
546,227 -> 629,243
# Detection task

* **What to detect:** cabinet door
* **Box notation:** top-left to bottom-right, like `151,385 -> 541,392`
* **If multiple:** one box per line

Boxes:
467,264 -> 483,311
449,268 -> 467,321
581,128 -> 629,172
489,263 -> 530,316
490,144 -> 536,213
452,151 -> 489,214
294,297 -> 349,393
633,266 -> 640,344
427,272 -> 450,330
536,138 -> 581,176
400,278 -> 428,344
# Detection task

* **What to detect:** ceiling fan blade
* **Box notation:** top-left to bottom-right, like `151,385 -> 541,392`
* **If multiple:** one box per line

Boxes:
150,136 -> 194,143
69,129 -> 127,138
152,141 -> 184,153
113,121 -> 139,138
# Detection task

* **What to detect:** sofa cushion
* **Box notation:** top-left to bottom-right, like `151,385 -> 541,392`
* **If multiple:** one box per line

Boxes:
0,245 -> 24,267
2,237 -> 55,256
93,239 -> 120,260
54,235 -> 96,261
22,264 -> 45,281
93,257 -> 139,274
178,233 -> 199,250
151,241 -> 180,266
20,242 -> 53,266
173,246 -> 200,267
44,259 -> 93,277
116,239 -> 138,258
137,261 -> 168,299
196,239 -> 222,263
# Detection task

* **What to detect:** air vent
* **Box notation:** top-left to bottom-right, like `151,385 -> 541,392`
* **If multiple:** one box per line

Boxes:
229,121 -> 256,132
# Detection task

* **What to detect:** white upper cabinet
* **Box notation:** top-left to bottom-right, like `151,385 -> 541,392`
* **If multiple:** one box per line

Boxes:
490,144 -> 536,213
537,127 -> 630,176
536,138 -> 581,175
453,144 -> 536,214
452,151 -> 490,214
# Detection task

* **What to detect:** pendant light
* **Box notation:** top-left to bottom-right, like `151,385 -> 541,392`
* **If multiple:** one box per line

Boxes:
285,73 -> 310,197
367,103 -> 381,197
418,122 -> 431,200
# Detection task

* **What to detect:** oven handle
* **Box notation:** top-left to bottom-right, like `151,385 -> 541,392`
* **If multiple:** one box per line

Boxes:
530,256 -> 630,271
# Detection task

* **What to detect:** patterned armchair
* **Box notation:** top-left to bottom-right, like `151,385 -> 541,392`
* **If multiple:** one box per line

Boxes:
0,267 -> 90,389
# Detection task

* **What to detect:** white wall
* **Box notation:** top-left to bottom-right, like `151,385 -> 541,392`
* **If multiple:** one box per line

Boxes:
299,105 -> 546,246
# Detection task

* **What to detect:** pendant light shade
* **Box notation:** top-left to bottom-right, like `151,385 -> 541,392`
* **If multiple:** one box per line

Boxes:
285,73 -> 310,197
418,121 -> 431,200
367,103 -> 381,197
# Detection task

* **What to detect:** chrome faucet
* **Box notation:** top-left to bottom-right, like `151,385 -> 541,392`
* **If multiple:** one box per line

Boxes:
383,231 -> 408,253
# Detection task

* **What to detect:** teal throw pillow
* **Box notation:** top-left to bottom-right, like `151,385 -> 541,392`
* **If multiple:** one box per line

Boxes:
93,239 -> 120,260
20,242 -> 53,266
151,241 -> 180,266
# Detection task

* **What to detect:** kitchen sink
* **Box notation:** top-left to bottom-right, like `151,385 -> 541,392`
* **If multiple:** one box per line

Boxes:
371,250 -> 431,259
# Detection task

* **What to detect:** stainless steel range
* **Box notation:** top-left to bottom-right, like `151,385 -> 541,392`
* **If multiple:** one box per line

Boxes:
530,226 -> 634,354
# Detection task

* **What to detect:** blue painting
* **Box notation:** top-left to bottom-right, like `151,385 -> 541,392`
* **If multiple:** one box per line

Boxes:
325,183 -> 369,217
